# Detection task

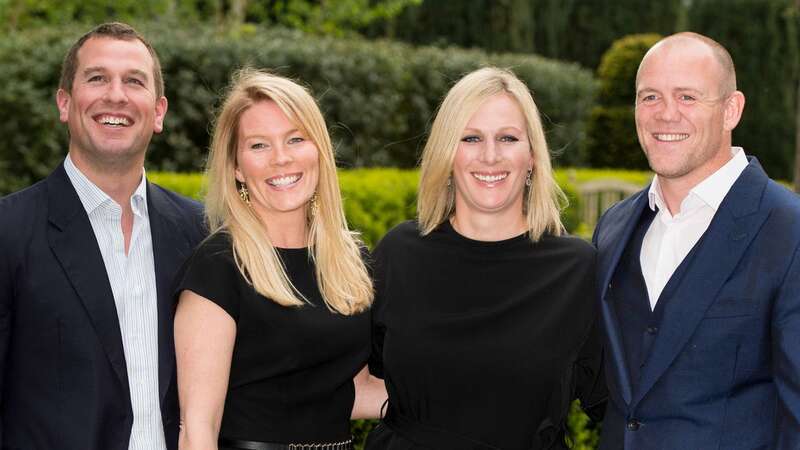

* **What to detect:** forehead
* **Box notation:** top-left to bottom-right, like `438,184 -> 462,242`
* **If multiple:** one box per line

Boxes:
238,100 -> 295,135
76,37 -> 154,74
636,40 -> 722,93
466,93 -> 525,127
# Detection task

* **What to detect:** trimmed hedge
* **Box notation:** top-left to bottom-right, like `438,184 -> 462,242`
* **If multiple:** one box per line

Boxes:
0,22 -> 596,195
586,34 -> 661,170
150,168 -> 583,247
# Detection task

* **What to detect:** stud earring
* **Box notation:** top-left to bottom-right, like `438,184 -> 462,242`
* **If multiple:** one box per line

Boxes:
238,183 -> 251,206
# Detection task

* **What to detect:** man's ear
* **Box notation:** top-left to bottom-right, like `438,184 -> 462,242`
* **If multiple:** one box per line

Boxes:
723,90 -> 745,132
56,89 -> 71,123
153,96 -> 168,134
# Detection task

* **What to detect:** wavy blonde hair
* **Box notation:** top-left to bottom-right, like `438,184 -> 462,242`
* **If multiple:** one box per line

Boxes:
205,68 -> 372,314
417,66 -> 566,241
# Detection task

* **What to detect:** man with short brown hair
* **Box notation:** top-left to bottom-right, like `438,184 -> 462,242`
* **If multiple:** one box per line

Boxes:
0,22 -> 204,450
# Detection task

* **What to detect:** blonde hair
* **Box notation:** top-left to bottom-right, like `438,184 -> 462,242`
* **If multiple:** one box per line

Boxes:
417,66 -> 566,241
205,68 -> 373,314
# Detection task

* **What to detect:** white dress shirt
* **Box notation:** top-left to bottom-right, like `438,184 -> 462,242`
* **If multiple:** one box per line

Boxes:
640,147 -> 748,310
64,155 -> 166,450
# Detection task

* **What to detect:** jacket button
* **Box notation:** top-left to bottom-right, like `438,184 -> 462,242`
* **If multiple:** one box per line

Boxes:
627,419 -> 641,431
646,326 -> 658,335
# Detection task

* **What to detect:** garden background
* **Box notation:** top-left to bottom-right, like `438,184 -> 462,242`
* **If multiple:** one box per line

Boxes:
2,0 -> 800,448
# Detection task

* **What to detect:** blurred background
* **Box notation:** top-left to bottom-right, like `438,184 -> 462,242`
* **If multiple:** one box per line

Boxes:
2,0 -> 798,447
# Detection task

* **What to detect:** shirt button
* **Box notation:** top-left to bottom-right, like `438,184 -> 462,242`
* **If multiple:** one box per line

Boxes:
627,419 -> 641,431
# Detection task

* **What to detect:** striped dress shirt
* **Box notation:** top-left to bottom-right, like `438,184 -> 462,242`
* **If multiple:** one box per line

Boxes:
64,155 -> 166,450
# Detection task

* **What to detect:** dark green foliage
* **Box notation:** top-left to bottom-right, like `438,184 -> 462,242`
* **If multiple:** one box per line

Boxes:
586,106 -> 648,169
687,0 -> 800,180
596,34 -> 662,106
0,23 -> 595,195
586,34 -> 660,169
374,0 -> 683,69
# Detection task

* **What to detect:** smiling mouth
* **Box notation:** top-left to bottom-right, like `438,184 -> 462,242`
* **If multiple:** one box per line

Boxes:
472,172 -> 509,183
653,133 -> 689,142
267,173 -> 302,187
94,114 -> 132,127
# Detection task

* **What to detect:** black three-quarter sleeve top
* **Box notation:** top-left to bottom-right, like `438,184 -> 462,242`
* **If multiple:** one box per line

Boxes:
368,220 -> 606,450
176,231 -> 370,444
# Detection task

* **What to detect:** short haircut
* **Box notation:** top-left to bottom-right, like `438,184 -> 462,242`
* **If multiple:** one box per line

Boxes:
417,67 -> 566,241
641,31 -> 737,98
59,22 -> 165,98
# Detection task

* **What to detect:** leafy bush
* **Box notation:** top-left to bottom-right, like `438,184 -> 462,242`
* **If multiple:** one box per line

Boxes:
586,34 -> 661,170
0,22 -> 596,195
151,167 -> 584,247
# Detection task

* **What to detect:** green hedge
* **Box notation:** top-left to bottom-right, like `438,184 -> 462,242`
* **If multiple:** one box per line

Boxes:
0,22 -> 596,195
586,34 -> 661,170
150,168 -> 583,247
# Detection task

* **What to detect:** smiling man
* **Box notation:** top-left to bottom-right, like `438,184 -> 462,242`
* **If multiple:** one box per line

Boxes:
593,32 -> 800,449
0,23 -> 205,450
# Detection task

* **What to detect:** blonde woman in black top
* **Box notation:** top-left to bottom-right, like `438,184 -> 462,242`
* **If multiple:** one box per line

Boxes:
175,69 -> 385,450
367,67 -> 606,450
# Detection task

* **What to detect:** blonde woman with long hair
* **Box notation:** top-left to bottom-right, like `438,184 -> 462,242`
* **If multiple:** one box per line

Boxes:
366,67 -> 606,449
175,69 -> 385,450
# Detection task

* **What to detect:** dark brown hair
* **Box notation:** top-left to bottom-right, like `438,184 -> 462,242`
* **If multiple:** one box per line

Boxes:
59,22 -> 164,98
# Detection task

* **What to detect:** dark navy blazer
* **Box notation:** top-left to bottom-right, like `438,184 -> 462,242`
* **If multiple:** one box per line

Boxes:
0,163 -> 205,450
593,158 -> 800,450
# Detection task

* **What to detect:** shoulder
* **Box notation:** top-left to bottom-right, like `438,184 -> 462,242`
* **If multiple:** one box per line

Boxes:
0,179 -> 48,233
149,182 -> 204,217
148,182 -> 207,240
192,230 -> 233,259
374,220 -> 422,250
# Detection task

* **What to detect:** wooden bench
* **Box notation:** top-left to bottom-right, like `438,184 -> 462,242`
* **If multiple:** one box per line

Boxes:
577,179 -> 644,229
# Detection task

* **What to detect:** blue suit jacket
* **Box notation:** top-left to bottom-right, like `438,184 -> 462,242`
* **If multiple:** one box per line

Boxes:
593,158 -> 800,450
0,164 -> 205,450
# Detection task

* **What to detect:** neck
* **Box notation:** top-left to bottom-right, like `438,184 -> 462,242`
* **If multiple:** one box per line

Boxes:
658,146 -> 733,215
450,210 -> 527,242
259,209 -> 309,249
69,150 -> 144,208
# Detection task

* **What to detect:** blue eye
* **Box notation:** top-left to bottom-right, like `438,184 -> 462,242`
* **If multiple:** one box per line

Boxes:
499,135 -> 519,143
127,77 -> 145,86
288,136 -> 304,144
250,143 -> 267,151
461,135 -> 481,143
87,75 -> 105,83
679,94 -> 696,102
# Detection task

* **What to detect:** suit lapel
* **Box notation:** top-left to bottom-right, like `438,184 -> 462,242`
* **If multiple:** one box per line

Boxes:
46,164 -> 129,387
148,184 -> 196,402
597,189 -> 650,406
631,161 -> 768,407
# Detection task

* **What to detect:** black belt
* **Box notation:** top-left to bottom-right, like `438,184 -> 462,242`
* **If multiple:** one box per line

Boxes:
220,437 -> 354,450
383,408 -> 501,450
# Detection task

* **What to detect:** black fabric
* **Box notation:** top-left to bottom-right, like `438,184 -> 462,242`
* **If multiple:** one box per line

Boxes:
176,231 -> 369,443
368,221 -> 606,450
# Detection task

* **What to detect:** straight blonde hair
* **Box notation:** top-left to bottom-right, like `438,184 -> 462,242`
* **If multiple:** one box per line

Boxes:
417,67 -> 566,241
205,68 -> 372,314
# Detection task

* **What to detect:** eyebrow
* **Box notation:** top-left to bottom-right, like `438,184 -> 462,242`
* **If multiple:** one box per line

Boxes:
242,129 -> 302,139
81,67 -> 150,81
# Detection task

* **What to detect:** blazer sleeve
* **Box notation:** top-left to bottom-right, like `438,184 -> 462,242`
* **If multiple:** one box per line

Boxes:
772,244 -> 800,448
0,209 -> 14,440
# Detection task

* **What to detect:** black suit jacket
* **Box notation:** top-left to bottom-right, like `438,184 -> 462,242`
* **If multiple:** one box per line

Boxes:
0,163 -> 205,450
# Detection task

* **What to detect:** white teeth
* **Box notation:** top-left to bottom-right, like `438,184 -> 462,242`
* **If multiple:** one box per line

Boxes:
98,115 -> 130,126
653,133 -> 689,142
473,173 -> 508,183
267,174 -> 301,187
